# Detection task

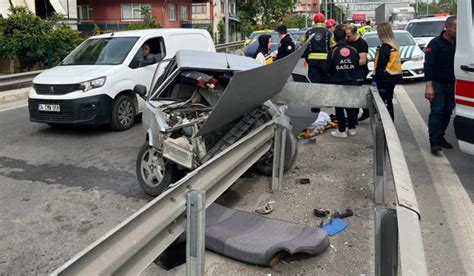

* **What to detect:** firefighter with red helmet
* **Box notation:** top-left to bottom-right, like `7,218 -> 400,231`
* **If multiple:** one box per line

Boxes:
302,13 -> 336,83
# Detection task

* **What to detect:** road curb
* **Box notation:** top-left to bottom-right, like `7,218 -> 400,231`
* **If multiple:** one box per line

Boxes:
0,87 -> 30,105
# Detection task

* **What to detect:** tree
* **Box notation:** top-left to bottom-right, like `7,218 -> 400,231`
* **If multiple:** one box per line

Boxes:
0,6 -> 82,71
412,0 -> 456,16
238,0 -> 297,28
282,14 -> 307,28
126,7 -> 162,30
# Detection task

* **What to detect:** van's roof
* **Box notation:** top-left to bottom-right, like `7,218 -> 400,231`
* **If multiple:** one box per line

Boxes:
408,16 -> 449,23
91,28 -> 209,39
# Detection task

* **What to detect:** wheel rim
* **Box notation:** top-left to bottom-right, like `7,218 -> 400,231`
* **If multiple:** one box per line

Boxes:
140,147 -> 165,188
118,100 -> 134,127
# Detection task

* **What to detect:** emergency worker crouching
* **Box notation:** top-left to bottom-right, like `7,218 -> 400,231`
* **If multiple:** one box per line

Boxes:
302,13 -> 336,83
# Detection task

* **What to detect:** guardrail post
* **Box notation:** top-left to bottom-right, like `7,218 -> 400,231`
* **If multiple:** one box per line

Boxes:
374,121 -> 386,204
375,208 -> 398,276
186,190 -> 206,276
271,126 -> 286,191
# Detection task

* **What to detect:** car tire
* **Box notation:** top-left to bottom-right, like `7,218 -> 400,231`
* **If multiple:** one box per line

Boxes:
252,130 -> 298,176
136,142 -> 177,196
109,95 -> 136,131
251,111 -> 298,176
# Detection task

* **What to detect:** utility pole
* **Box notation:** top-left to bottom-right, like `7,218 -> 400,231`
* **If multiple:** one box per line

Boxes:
305,0 -> 308,29
426,0 -> 429,15
415,0 -> 419,16
224,0 -> 229,43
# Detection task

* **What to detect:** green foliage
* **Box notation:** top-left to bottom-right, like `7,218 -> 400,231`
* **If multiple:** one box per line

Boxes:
282,14 -> 307,29
238,0 -> 297,28
217,20 -> 225,43
125,7 -> 162,30
412,0 -> 456,16
0,6 -> 82,71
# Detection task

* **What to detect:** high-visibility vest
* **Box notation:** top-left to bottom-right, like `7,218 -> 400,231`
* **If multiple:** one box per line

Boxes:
374,46 -> 402,75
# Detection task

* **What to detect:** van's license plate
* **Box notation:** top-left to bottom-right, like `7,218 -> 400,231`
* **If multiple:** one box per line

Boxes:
38,104 -> 60,112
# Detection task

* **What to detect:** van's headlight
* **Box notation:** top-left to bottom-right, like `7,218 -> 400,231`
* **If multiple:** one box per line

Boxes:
80,77 -> 106,92
412,54 -> 424,61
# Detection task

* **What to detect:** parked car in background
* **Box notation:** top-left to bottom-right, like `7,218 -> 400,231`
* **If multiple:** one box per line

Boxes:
244,32 -> 300,58
243,29 -> 274,49
364,30 -> 424,80
28,29 -> 215,131
405,14 -> 449,51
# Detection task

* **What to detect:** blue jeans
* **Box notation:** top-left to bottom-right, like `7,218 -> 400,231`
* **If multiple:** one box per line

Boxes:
428,81 -> 455,145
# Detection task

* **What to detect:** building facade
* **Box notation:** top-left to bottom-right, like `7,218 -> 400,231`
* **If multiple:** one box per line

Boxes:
76,0 -> 208,32
294,0 -> 320,19
192,0 -> 240,43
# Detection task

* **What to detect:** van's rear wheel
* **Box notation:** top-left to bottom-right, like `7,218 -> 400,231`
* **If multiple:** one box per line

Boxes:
110,95 -> 136,131
136,143 -> 177,196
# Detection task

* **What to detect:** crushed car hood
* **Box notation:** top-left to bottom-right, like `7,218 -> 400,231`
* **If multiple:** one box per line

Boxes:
196,39 -> 309,137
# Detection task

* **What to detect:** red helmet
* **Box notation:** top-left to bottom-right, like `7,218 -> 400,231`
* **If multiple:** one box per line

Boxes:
314,13 -> 325,23
326,19 -> 336,28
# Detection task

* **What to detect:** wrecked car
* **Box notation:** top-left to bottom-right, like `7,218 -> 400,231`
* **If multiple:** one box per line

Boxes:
134,46 -> 307,196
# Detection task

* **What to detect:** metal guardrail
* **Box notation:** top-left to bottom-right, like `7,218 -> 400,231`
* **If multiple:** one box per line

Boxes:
52,83 -> 428,276
52,119 -> 277,275
0,70 -> 42,91
0,42 -> 245,92
215,40 -> 245,53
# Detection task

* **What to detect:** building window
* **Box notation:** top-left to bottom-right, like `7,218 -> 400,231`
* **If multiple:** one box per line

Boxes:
77,5 -> 93,21
121,3 -> 152,21
192,4 -> 207,14
180,5 -> 188,21
168,3 -> 177,21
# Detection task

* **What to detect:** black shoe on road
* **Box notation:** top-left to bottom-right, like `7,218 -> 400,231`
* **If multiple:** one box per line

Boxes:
441,138 -> 453,149
358,113 -> 370,121
431,144 -> 442,154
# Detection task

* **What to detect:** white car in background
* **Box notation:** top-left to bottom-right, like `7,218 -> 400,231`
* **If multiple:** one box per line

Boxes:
364,30 -> 425,80
405,15 -> 449,51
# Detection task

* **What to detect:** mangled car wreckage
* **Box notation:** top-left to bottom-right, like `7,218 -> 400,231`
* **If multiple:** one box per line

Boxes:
135,45 -> 307,196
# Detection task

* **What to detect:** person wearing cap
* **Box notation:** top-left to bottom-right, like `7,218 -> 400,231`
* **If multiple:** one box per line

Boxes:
326,19 -> 337,50
302,13 -> 336,83
276,25 -> 295,60
357,20 -> 372,36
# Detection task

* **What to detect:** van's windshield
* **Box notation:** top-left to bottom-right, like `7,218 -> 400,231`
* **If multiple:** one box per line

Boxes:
406,21 -> 445,37
62,37 -> 139,65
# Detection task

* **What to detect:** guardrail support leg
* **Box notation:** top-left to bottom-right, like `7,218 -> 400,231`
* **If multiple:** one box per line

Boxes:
374,122 -> 386,204
375,208 -> 398,276
272,126 -> 286,191
186,190 -> 206,276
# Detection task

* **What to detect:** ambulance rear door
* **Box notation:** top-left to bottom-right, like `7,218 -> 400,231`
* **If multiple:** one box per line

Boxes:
454,0 -> 474,155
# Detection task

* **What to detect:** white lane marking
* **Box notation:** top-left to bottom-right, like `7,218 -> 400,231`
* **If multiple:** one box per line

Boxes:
395,85 -> 474,274
0,101 -> 28,113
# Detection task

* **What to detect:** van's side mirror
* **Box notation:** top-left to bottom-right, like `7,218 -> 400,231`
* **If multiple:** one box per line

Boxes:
134,84 -> 147,98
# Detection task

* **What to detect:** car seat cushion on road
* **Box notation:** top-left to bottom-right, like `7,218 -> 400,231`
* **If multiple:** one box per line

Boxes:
205,203 -> 330,266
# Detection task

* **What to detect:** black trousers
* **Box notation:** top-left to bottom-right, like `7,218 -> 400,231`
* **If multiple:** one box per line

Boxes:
308,60 -> 329,84
335,107 -> 357,132
377,82 -> 396,121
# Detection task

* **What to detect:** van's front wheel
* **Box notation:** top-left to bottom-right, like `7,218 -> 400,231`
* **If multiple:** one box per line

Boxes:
110,95 -> 136,131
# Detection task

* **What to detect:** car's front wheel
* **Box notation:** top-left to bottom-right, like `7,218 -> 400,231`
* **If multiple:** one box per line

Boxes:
110,95 -> 136,131
136,143 -> 177,196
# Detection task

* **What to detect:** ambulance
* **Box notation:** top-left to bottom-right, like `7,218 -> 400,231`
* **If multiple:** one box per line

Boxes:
454,1 -> 474,154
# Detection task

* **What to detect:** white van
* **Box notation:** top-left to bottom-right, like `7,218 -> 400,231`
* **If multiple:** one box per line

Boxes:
405,15 -> 449,51
28,29 -> 215,130
454,2 -> 474,154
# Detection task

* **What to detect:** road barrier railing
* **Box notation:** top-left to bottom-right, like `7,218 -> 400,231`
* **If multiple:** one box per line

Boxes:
52,82 -> 427,276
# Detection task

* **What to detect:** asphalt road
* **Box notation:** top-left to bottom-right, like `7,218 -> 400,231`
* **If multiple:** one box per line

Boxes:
0,80 -> 472,274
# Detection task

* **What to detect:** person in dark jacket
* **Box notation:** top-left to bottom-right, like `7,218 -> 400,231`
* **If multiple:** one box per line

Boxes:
276,25 -> 295,60
424,16 -> 457,154
302,13 -> 336,83
373,23 -> 402,122
253,34 -> 273,65
326,26 -> 360,138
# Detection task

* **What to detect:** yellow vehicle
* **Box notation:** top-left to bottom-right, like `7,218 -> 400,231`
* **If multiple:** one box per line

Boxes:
244,29 -> 274,49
